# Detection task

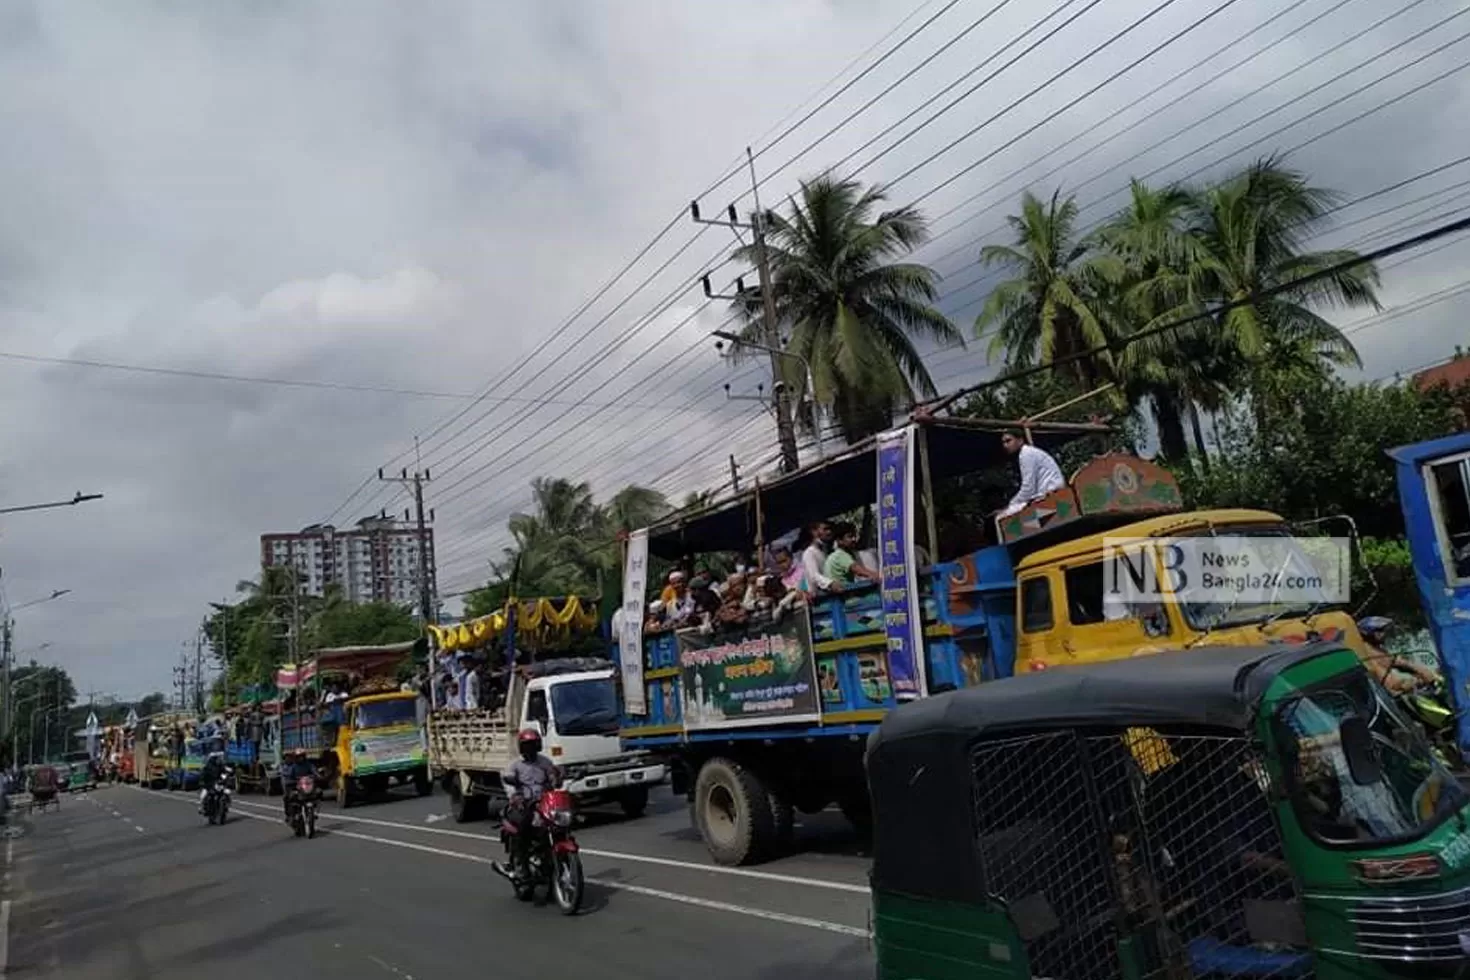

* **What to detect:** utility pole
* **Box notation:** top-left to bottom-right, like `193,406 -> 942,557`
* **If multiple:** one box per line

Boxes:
691,147 -> 800,473
1,617 -> 11,744
194,628 -> 204,715
378,463 -> 437,624
729,454 -> 741,493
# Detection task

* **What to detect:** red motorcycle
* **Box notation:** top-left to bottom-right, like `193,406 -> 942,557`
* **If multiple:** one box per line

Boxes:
493,788 -> 584,914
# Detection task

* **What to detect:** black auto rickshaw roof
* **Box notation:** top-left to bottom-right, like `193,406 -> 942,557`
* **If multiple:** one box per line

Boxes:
864,642 -> 1348,904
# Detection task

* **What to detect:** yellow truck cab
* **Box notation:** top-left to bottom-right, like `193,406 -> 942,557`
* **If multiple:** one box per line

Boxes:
329,690 -> 430,807
995,456 -> 1368,673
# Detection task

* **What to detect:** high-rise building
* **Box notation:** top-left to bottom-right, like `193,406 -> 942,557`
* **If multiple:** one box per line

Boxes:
259,516 -> 436,613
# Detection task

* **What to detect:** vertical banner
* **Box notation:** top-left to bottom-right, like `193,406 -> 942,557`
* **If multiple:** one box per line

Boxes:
619,529 -> 650,715
876,426 -> 926,699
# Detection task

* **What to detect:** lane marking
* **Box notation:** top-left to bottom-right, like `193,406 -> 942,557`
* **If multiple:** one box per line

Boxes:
133,825 -> 145,834
1,898 -> 10,977
222,796 -> 869,895
139,792 -> 869,937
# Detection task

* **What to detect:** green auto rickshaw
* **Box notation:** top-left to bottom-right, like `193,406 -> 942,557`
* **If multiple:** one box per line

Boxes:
866,642 -> 1470,979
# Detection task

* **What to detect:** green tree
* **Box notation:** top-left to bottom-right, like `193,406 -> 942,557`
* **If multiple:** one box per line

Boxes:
1149,156 -> 1379,424
9,662 -> 76,764
976,189 -> 1124,390
728,174 -> 958,444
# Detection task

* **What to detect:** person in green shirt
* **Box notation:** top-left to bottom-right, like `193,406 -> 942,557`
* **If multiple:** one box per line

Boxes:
824,521 -> 881,585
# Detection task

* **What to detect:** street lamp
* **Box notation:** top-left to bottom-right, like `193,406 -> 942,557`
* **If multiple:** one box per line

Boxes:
712,330 -> 825,462
3,590 -> 70,734
0,492 -> 103,516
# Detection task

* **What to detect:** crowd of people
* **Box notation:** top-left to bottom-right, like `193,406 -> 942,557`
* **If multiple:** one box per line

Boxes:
626,518 -> 891,637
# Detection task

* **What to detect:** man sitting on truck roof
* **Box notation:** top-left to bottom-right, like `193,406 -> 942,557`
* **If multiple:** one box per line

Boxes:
996,428 -> 1066,520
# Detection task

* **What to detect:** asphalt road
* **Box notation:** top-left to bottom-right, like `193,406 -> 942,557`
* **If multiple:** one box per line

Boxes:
2,783 -> 874,979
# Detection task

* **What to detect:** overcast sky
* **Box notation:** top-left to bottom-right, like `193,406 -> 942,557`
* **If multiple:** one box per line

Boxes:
2,0 -> 1468,701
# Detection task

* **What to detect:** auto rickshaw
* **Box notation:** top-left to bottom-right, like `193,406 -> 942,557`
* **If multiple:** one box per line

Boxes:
866,642 -> 1470,979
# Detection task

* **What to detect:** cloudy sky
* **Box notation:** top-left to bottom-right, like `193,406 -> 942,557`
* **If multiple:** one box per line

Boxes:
2,0 -> 1468,701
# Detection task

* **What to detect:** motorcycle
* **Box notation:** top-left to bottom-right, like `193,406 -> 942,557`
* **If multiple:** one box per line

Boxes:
1358,616 -> 1464,771
287,773 -> 320,839
202,768 -> 233,825
492,788 -> 585,914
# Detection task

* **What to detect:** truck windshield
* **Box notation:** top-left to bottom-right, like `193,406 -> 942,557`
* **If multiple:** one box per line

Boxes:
551,678 -> 619,737
1174,526 -> 1337,630
355,699 -> 417,730
1277,671 -> 1466,846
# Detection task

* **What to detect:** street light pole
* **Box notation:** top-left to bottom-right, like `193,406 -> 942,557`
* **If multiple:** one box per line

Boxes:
0,492 -> 103,516
712,331 -> 826,463
2,589 -> 70,748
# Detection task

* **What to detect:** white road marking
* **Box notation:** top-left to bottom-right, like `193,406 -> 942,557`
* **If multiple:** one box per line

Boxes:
223,796 -> 869,895
137,790 -> 869,937
133,825 -> 145,834
1,898 -> 10,977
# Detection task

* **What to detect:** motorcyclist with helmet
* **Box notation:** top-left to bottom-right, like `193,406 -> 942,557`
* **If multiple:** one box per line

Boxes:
1358,616 -> 1440,694
501,727 -> 561,881
280,748 -> 319,824
197,738 -> 228,814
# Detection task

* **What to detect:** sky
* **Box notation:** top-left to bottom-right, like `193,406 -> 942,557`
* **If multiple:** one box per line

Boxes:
2,0 -> 1469,701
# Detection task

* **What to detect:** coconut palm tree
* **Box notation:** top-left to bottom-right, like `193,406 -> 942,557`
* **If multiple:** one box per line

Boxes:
977,189 -> 1125,390
727,174 -> 959,445
1140,156 -> 1378,424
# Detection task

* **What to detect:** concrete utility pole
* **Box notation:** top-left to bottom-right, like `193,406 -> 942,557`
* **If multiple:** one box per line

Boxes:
691,148 -> 801,474
378,463 -> 437,624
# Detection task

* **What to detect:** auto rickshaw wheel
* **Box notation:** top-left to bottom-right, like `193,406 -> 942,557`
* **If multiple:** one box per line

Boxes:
693,757 -> 775,866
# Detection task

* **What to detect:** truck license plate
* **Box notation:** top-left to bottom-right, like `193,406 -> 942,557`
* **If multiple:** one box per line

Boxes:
603,772 -> 626,788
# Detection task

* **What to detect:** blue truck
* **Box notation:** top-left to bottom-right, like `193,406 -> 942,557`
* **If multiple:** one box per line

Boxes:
1389,430 -> 1470,753
613,416 -> 1127,865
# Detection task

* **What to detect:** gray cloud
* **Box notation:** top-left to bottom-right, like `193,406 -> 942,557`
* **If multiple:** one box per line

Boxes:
2,0 -> 1467,697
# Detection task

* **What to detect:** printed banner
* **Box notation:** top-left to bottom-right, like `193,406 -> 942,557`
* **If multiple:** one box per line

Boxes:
678,610 -> 820,729
876,426 -> 926,699
351,729 -> 427,775
619,530 -> 650,715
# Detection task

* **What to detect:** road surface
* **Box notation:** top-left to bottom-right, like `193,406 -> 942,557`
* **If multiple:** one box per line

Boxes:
1,783 -> 874,978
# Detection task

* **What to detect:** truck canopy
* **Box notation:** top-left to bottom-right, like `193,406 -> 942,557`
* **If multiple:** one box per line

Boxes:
644,415 -> 1109,559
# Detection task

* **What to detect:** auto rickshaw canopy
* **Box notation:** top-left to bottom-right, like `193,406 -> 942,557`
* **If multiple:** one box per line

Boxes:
864,642 -> 1344,905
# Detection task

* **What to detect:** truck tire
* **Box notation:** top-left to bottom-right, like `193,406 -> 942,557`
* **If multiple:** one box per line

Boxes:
337,776 -> 356,809
448,778 -> 487,823
838,789 -> 872,845
413,768 -> 432,798
769,789 -> 796,854
618,786 -> 649,819
694,757 -> 776,866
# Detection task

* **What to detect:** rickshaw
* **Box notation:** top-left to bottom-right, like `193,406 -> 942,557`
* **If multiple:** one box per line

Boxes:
866,642 -> 1470,979
28,765 -> 60,812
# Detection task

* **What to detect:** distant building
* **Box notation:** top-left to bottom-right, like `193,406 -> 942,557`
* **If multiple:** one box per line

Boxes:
1414,348 -> 1470,394
260,516 -> 437,612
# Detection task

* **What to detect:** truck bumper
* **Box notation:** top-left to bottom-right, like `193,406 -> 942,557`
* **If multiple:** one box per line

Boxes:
565,763 -> 667,802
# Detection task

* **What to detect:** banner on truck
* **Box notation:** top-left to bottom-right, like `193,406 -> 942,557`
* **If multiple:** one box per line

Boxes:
875,425 -> 926,699
677,609 -> 820,730
619,529 -> 650,715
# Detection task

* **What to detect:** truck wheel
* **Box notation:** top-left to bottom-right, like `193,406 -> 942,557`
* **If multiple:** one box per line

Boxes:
769,790 -> 796,854
838,790 -> 872,845
449,780 -> 487,823
337,776 -> 355,809
413,769 -> 432,798
694,757 -> 775,866
618,786 -> 649,819
268,777 -> 282,797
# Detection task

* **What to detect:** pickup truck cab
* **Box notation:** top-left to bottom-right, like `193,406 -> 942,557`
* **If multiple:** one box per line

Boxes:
428,657 -> 666,823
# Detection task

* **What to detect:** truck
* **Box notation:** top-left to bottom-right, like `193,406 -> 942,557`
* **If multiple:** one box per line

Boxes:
614,414 -> 1382,865
1389,429 -> 1470,754
427,654 -> 668,823
276,640 -> 432,807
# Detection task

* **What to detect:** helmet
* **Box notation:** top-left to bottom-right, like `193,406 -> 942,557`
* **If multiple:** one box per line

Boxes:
517,727 -> 542,761
1358,616 -> 1394,642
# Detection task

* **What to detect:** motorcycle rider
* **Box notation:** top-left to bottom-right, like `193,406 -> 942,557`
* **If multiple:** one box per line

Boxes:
197,739 -> 228,814
501,728 -> 561,880
1359,616 -> 1440,694
280,748 -> 318,824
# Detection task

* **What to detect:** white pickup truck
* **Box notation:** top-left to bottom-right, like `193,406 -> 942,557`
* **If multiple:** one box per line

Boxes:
427,657 -> 666,823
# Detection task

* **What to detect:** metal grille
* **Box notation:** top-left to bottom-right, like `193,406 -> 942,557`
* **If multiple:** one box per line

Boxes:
971,729 -> 1313,980
972,732 -> 1123,980
1350,886 -> 1470,963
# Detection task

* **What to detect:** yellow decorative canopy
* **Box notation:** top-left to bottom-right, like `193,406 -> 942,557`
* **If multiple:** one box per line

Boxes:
426,596 -> 598,653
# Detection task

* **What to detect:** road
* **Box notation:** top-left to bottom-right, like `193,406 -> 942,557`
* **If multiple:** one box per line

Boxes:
1,783 -> 874,979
